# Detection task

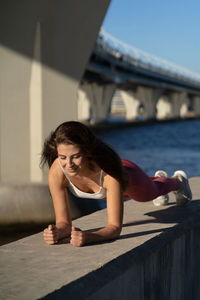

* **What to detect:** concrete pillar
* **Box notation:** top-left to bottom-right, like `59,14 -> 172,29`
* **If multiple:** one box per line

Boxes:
168,92 -> 189,119
192,96 -> 200,117
157,92 -> 191,120
120,86 -> 161,121
139,87 -> 161,120
77,87 -> 91,122
0,0 -> 110,184
79,82 -> 116,123
120,90 -> 141,120
29,22 -> 43,182
156,95 -> 172,120
180,93 -> 190,118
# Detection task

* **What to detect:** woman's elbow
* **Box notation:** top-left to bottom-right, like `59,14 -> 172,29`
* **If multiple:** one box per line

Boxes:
109,224 -> 122,238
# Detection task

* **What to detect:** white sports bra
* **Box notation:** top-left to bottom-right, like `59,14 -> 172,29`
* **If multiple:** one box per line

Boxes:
57,159 -> 107,199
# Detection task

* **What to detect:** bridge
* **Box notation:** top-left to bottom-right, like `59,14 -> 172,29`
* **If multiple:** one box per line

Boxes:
1,4 -> 200,298
78,29 -> 200,123
1,1 -> 200,185
1,0 -> 200,219
0,0 -> 110,185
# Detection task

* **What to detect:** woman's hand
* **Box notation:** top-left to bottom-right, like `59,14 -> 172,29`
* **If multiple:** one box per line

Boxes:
70,227 -> 86,247
43,224 -> 59,245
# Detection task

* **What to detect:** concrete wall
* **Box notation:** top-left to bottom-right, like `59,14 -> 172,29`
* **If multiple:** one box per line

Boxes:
84,221 -> 200,300
1,177 -> 200,300
0,0 -> 110,184
0,184 -> 82,227
59,219 -> 200,300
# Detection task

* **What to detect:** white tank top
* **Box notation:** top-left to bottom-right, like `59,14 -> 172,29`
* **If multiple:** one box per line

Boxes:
57,159 -> 106,199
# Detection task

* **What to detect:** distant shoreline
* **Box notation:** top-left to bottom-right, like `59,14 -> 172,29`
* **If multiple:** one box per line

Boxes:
87,116 -> 199,132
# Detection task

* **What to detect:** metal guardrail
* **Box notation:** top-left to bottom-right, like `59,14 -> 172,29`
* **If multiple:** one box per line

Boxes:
95,29 -> 200,87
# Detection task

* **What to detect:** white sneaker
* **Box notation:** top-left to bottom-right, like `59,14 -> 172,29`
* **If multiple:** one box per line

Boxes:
153,170 -> 169,206
173,170 -> 192,206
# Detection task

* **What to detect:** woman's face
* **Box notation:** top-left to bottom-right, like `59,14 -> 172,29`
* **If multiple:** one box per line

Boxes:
57,143 -> 87,176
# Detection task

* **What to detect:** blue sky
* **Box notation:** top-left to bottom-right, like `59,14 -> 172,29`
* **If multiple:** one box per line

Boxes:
102,0 -> 200,73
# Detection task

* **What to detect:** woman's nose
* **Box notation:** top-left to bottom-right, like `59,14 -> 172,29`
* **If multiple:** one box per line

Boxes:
66,157 -> 73,167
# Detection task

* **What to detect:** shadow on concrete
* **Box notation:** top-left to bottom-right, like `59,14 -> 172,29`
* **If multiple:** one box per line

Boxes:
123,199 -> 200,228
0,0 -> 109,81
145,199 -> 200,224
118,228 -> 168,241
0,222 -> 49,246
123,199 -> 200,231
55,199 -> 200,246
119,200 -> 200,241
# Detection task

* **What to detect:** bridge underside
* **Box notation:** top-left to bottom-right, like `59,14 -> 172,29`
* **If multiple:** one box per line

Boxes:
78,85 -> 200,123
0,0 -> 110,184
77,53 -> 200,123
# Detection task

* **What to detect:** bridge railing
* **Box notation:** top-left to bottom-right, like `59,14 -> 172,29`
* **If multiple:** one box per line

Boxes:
94,29 -> 200,87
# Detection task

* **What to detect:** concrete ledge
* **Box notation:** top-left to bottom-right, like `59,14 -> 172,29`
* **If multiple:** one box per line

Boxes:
0,184 -> 82,227
0,177 -> 200,300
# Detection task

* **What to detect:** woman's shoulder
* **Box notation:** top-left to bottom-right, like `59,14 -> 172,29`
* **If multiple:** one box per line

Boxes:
48,158 -> 69,187
102,172 -> 120,189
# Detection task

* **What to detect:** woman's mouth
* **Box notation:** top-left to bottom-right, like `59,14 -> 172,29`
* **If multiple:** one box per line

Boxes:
67,166 -> 78,173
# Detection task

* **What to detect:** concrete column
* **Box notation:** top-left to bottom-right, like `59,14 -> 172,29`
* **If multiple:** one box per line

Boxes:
120,90 -> 141,120
192,96 -> 200,117
168,93 -> 180,118
77,87 -> 91,122
121,86 -> 161,120
120,86 -> 161,121
168,92 -> 189,119
29,22 -> 43,182
79,82 -> 116,123
156,95 -> 172,120
157,92 -> 191,120
180,93 -> 190,118
138,87 -> 161,120
0,0 -> 110,184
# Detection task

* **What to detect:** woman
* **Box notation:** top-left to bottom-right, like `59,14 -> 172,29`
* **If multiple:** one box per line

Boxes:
41,121 -> 192,247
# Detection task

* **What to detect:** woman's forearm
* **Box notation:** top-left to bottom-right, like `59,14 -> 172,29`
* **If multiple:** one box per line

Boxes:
56,222 -> 72,239
84,224 -> 122,244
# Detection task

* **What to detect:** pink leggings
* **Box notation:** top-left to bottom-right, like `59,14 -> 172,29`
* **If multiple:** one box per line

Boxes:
122,159 -> 179,202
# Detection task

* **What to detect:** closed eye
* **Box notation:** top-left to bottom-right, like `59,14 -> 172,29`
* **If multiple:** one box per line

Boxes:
58,153 -> 82,160
58,155 -> 66,160
72,154 -> 82,159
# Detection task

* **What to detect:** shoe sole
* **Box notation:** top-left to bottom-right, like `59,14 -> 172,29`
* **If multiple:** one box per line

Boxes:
153,170 -> 169,206
173,170 -> 192,206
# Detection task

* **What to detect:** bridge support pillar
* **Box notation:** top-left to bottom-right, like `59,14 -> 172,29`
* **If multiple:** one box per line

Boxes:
140,87 -> 161,120
77,87 -> 91,122
120,90 -> 141,120
192,96 -> 200,117
180,93 -> 190,118
157,92 -> 189,119
156,95 -> 172,119
157,92 -> 191,119
0,0 -> 110,183
169,92 -> 189,119
78,82 -> 116,123
120,87 -> 161,120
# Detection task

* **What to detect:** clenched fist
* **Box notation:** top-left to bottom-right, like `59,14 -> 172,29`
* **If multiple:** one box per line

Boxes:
70,227 -> 86,247
43,224 -> 59,245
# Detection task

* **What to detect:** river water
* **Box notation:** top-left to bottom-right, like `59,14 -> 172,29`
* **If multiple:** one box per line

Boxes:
97,119 -> 200,178
1,119 -> 199,246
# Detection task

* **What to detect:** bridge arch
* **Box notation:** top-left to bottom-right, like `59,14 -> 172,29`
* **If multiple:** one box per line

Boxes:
156,92 -> 191,120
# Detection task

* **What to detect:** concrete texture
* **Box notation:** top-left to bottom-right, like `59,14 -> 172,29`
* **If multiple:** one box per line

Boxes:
0,0 -> 110,183
0,177 -> 200,300
0,184 -> 82,227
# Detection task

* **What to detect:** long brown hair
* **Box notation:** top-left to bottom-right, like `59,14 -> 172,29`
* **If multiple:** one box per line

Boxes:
40,121 -> 128,190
